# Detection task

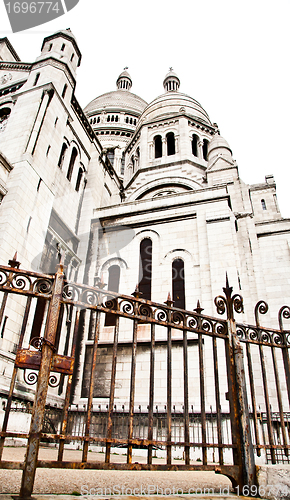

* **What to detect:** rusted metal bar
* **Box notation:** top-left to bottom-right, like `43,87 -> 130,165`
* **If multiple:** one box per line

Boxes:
82,310 -> 101,463
216,278 -> 255,488
19,264 -> 64,498
254,301 -> 276,463
278,306 -> 290,407
232,329 -> 256,486
58,307 -> 81,461
0,295 -> 32,460
165,295 -> 173,465
147,323 -> 155,464
127,318 -> 138,464
212,335 -> 224,464
271,345 -> 288,455
183,325 -> 190,465
199,332 -> 207,465
0,292 -> 8,329
105,315 -> 120,463
259,344 -> 276,463
245,342 -> 261,456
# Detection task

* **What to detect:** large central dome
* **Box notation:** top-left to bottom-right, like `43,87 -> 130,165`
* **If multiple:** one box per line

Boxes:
84,69 -> 147,121
84,90 -> 147,116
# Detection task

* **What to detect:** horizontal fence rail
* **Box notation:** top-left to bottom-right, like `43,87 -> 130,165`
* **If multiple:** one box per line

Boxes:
0,259 -> 289,497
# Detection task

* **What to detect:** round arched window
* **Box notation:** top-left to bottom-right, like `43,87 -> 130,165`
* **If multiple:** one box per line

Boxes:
0,107 -> 11,133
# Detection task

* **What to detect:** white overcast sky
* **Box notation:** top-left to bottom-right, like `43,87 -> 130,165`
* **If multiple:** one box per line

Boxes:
1,0 -> 290,216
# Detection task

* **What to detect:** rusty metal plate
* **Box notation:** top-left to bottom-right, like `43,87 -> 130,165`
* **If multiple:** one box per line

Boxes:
15,349 -> 73,375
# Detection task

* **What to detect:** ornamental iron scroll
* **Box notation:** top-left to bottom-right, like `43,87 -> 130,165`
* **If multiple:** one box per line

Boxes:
23,370 -> 60,387
0,262 -> 53,297
214,274 -> 243,321
278,306 -> 290,347
254,300 -> 269,328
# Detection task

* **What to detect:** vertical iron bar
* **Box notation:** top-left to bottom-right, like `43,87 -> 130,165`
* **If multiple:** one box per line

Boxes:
278,307 -> 290,407
183,326 -> 190,465
127,318 -> 138,464
167,325 -> 172,465
147,323 -> 155,464
82,310 -> 101,463
245,343 -> 261,456
282,347 -> 290,408
259,344 -> 276,463
212,336 -> 223,465
199,332 -> 207,465
224,327 -> 243,481
232,331 -> 256,486
105,315 -> 120,463
271,346 -> 288,456
20,264 -> 64,498
0,296 -> 32,459
0,292 -> 8,328
58,307 -> 81,461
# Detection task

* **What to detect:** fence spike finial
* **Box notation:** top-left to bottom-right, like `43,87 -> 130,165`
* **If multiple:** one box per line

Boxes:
165,293 -> 174,306
194,300 -> 204,314
8,252 -> 20,269
132,285 -> 142,298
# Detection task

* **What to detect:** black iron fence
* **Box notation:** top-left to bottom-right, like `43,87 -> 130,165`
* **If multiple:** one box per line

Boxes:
0,257 -> 289,497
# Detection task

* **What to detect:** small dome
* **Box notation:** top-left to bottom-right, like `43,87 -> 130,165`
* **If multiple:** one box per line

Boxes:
116,68 -> 132,91
208,134 -> 232,158
140,91 -> 211,125
163,68 -> 180,92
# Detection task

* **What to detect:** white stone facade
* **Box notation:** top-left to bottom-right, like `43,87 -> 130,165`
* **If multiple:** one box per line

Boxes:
0,30 -> 290,411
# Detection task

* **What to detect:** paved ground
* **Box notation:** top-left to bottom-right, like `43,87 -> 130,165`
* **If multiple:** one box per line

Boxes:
0,446 -> 233,496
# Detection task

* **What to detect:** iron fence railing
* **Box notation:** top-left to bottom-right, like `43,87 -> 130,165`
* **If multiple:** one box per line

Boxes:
0,257 -> 289,497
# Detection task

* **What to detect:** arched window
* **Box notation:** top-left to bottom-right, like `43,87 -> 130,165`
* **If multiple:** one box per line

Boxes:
107,149 -> 115,166
261,199 -> 267,210
67,147 -> 77,181
172,259 -> 185,309
192,134 -> 198,156
121,152 -> 125,176
126,117 -> 129,123
139,238 -> 152,300
75,167 -> 84,192
166,132 -> 175,156
131,155 -> 135,173
62,84 -> 67,98
0,107 -> 11,133
57,142 -> 68,169
105,265 -> 120,326
97,116 -> 100,123
203,139 -> 209,160
33,73 -> 40,86
107,115 -> 110,122
154,135 -> 162,158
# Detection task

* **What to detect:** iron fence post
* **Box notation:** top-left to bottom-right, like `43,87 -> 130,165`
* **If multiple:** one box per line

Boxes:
230,318 -> 256,488
215,276 -> 256,488
19,263 -> 64,499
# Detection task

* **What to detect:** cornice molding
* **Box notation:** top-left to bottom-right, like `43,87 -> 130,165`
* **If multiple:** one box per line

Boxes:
0,61 -> 32,72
